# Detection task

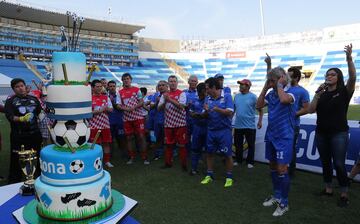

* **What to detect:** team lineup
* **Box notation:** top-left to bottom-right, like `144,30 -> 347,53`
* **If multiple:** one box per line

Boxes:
3,44 -> 357,217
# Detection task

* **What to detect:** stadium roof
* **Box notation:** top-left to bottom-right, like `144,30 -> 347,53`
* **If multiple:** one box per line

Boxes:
0,1 -> 145,35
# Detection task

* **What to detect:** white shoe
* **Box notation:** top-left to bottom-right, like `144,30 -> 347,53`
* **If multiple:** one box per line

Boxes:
233,162 -> 239,166
262,196 -> 280,207
247,164 -> 254,169
272,204 -> 289,217
144,160 -> 150,165
126,159 -> 134,165
105,162 -> 114,168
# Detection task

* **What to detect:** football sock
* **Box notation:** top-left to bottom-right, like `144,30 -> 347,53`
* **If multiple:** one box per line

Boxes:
271,170 -> 281,200
278,172 -> 290,206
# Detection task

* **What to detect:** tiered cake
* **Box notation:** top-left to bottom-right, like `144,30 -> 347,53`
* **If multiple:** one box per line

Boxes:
34,52 -> 113,221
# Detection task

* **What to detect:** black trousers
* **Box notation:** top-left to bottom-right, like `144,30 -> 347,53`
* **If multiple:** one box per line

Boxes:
8,132 -> 42,184
234,128 -> 256,165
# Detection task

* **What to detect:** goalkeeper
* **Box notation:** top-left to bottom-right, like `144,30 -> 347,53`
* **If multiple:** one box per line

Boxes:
5,78 -> 42,184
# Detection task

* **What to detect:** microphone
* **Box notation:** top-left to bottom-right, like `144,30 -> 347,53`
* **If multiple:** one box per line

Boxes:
315,81 -> 330,93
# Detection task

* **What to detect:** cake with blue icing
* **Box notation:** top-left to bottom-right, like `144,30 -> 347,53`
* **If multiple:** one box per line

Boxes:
35,145 -> 113,220
33,51 -> 118,221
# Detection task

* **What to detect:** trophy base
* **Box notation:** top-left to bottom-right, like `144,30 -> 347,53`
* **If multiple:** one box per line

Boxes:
19,184 -> 35,196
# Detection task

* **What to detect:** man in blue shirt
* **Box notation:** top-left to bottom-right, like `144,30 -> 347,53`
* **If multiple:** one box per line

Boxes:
108,80 -> 126,165
214,73 -> 232,96
184,75 -> 198,156
288,67 -> 309,177
189,82 -> 207,175
233,79 -> 263,168
201,77 -> 234,187
257,63 -> 296,217
151,80 -> 168,160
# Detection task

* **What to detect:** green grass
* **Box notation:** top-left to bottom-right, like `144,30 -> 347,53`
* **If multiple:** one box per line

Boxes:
38,200 -> 110,219
1,106 -> 360,224
52,80 -> 87,85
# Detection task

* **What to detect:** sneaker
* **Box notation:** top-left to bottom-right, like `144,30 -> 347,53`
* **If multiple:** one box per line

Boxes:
143,160 -> 150,165
105,162 -> 114,168
272,204 -> 289,217
224,178 -> 233,188
126,159 -> 134,165
190,170 -> 198,176
338,196 -> 349,208
233,161 -> 239,166
153,156 -> 160,161
201,175 -> 213,185
262,196 -> 280,207
247,164 -> 254,169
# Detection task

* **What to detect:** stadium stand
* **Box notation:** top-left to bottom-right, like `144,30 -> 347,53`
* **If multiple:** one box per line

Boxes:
0,1 -> 360,103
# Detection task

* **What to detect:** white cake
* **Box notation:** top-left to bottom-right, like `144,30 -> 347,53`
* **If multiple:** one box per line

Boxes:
34,52 -> 117,221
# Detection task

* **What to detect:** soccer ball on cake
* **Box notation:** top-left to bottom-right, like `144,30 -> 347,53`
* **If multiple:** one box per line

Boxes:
50,119 -> 90,148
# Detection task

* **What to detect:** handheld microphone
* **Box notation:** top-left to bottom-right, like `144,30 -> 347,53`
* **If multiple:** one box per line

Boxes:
315,81 -> 330,93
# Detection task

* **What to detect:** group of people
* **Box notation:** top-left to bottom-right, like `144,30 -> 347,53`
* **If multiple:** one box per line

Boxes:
1,44 -> 358,217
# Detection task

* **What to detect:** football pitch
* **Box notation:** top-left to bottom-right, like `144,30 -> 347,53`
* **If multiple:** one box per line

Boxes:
0,105 -> 359,224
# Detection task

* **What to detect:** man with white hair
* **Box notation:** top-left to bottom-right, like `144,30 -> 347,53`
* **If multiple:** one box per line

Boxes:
184,75 -> 199,154
256,58 -> 297,217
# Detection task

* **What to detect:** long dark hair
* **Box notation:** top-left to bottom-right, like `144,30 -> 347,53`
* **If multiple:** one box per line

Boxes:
326,67 -> 345,89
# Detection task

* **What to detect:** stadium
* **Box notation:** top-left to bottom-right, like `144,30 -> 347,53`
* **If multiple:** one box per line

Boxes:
0,1 -> 360,224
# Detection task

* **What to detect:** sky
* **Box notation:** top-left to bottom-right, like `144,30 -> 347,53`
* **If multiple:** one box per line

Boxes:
8,0 -> 360,40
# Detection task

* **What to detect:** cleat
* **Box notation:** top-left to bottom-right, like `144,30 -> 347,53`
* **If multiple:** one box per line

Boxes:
126,159 -> 134,165
272,204 -> 289,217
160,164 -> 172,169
105,162 -> 114,168
143,160 -> 150,165
263,196 -> 280,207
201,175 -> 213,185
182,165 -> 188,172
338,196 -> 349,207
224,178 -> 233,188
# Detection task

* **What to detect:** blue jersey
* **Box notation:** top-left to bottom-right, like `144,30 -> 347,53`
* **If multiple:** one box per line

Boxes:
151,92 -> 165,125
265,86 -> 296,141
190,97 -> 207,127
147,94 -> 156,118
206,94 -> 234,130
184,89 -> 198,123
291,86 -> 310,127
222,86 -> 232,96
108,92 -> 123,125
233,92 -> 257,129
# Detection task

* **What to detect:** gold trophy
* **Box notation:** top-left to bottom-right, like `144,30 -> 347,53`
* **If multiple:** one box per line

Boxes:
18,145 -> 38,196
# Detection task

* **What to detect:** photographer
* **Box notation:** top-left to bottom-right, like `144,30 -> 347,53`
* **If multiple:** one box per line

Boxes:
308,44 -> 356,207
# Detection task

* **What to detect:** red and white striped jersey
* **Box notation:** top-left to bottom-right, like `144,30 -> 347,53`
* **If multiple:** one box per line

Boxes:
89,94 -> 112,129
159,89 -> 187,128
119,86 -> 144,121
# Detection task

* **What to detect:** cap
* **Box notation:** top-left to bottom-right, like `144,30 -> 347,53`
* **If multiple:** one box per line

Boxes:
214,73 -> 224,79
237,79 -> 252,87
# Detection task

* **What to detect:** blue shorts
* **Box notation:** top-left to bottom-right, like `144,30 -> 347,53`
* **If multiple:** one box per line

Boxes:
110,123 -> 124,138
154,122 -> 164,142
191,125 -> 207,152
265,138 -> 293,164
206,128 -> 232,157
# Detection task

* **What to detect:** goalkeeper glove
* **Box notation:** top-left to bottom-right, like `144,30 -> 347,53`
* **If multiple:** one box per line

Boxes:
19,113 -> 33,122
